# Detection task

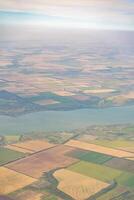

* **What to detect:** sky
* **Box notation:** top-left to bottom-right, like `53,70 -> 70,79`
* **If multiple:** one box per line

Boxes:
0,0 -> 134,30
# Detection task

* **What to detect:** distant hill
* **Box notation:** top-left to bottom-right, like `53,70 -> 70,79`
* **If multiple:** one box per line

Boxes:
0,90 -> 43,116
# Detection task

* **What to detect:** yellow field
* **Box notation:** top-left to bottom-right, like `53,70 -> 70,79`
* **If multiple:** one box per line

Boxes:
4,135 -> 20,143
83,89 -> 115,94
66,140 -> 134,160
6,145 -> 33,153
14,190 -> 43,200
53,90 -> 74,96
10,139 -> 55,152
0,167 -> 36,194
54,169 -> 109,200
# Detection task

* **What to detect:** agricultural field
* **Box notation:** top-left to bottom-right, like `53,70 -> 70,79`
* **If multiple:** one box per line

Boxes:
5,145 -> 33,154
67,149 -> 113,164
68,161 -> 122,183
4,135 -> 20,144
0,125 -> 134,199
66,140 -> 134,160
13,190 -> 43,200
0,196 -> 13,200
116,172 -> 134,188
105,157 -> 134,173
90,140 -> 134,153
9,139 -> 56,152
54,169 -> 109,200
97,186 -> 128,200
0,148 -> 25,165
6,145 -> 78,178
0,167 -> 36,194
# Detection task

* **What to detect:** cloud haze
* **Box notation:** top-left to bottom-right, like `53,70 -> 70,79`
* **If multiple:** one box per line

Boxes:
0,0 -> 134,30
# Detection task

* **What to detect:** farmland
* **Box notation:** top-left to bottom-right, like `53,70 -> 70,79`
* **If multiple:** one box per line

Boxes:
0,167 -> 36,194
90,140 -> 134,153
0,7 -> 134,200
9,139 -> 56,152
54,169 -> 109,200
13,190 -> 43,200
5,145 -> 33,154
6,145 -> 78,178
0,125 -> 134,199
0,148 -> 25,165
68,149 -> 113,164
105,157 -> 134,173
68,161 -> 122,183
66,140 -> 134,160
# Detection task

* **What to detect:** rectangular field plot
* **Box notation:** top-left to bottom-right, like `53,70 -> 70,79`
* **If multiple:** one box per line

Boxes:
0,167 -> 36,195
54,169 -> 109,200
6,145 -> 33,154
68,149 -> 112,164
9,139 -> 55,153
68,161 -> 122,183
97,186 -> 128,200
13,190 -> 43,200
66,140 -> 134,160
105,157 -> 134,173
116,172 -> 134,188
6,145 -> 78,178
0,148 -> 25,166
0,196 -> 13,200
91,140 -> 134,153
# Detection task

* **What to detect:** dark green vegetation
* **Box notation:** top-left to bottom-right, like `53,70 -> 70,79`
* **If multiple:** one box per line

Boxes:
0,90 -> 103,116
28,91 -> 101,111
0,90 -> 42,116
1,89 -> 134,117
0,148 -> 25,165
0,90 -> 101,116
68,149 -> 113,164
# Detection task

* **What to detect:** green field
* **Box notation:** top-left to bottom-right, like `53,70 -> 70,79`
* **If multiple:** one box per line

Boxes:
97,186 -> 129,200
0,148 -> 26,165
68,161 -> 123,183
68,149 -> 113,164
117,172 -> 134,188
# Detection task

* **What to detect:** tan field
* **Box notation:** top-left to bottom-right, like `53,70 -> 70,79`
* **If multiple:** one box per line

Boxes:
6,145 -> 78,178
118,147 -> 134,153
66,140 -> 134,160
10,139 -> 55,152
83,89 -> 115,94
77,134 -> 98,142
6,145 -> 33,153
54,169 -> 109,200
35,99 -> 60,106
53,90 -> 74,96
0,167 -> 36,195
14,190 -> 43,200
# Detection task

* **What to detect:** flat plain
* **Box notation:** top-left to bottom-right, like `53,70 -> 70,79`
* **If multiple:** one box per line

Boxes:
6,145 -> 78,178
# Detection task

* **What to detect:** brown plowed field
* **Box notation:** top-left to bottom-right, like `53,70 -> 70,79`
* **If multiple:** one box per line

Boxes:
6,145 -> 78,178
